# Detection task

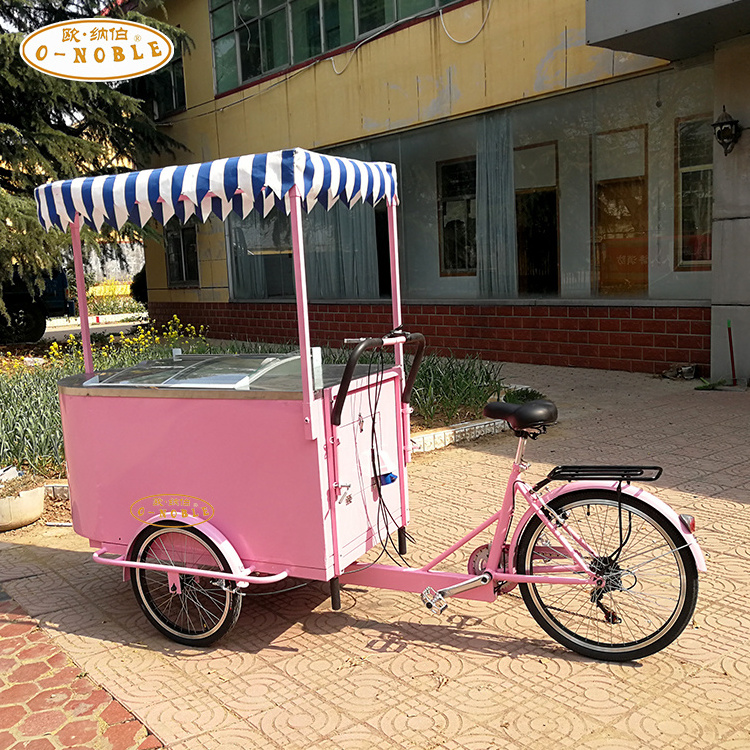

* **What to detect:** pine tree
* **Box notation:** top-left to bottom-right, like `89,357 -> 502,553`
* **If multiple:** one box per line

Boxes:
0,0 -> 189,303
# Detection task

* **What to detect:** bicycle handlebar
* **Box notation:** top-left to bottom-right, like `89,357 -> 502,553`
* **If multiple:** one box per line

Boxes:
330,332 -> 426,427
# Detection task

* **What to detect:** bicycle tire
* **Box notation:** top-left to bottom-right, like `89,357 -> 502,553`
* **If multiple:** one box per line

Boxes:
515,490 -> 698,661
131,523 -> 242,646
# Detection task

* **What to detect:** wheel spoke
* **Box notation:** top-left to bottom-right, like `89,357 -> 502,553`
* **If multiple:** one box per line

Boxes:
517,491 -> 698,660
132,526 -> 240,645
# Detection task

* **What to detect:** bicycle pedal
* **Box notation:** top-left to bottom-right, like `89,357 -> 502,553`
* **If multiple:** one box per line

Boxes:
421,587 -> 447,615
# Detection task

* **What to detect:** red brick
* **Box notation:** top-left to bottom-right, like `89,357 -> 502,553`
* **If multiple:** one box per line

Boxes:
609,332 -> 631,346
620,319 -> 643,332
103,720 -> 145,750
36,666 -> 81,691
599,319 -> 620,331
138,735 -> 164,750
28,688 -> 73,712
16,643 -> 58,662
631,307 -> 654,319
678,307 -> 706,320
56,718 -> 99,747
18,709 -> 66,736
100,700 -> 133,726
668,320 -> 691,334
652,333 -> 676,347
654,307 -> 679,319
0,622 -> 35,638
46,652 -> 69,670
0,682 -> 38,706
609,308 -> 632,318
0,704 -> 26,730
0,731 -> 14,750
566,306 -> 588,318
13,740 -> 55,750
641,320 -> 666,333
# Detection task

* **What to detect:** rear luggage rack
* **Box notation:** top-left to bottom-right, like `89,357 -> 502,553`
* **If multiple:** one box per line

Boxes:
533,465 -> 662,492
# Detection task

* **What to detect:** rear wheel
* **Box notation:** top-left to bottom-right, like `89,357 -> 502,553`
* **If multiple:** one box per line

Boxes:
516,490 -> 698,661
131,523 -> 242,646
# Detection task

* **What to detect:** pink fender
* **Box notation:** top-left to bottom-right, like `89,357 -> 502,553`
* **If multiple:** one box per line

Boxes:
121,516 -> 248,582
508,481 -> 707,573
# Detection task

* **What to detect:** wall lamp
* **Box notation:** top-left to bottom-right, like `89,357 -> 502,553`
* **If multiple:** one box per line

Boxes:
712,106 -> 742,155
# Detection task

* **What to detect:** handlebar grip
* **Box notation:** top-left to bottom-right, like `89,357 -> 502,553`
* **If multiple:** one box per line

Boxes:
331,338 -> 383,426
330,332 -> 426,427
401,332 -> 425,405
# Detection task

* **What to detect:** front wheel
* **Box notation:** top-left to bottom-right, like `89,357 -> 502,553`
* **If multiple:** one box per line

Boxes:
515,490 -> 698,661
131,523 -> 242,646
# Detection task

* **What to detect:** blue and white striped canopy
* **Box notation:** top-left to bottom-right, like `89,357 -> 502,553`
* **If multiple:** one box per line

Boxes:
34,148 -> 399,232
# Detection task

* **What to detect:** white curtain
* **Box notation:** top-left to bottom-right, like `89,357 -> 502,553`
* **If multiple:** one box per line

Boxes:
476,110 -> 518,298
227,192 -> 379,300
228,216 -> 268,299
304,202 -> 379,299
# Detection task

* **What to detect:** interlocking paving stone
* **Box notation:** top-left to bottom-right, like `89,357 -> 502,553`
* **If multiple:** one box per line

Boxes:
0,590 -> 163,749
1,363 -> 749,748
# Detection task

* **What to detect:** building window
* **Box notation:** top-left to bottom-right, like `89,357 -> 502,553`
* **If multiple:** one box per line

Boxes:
211,0 -> 461,93
676,116 -> 713,269
152,46 -> 186,120
514,142 -> 559,296
438,158 -> 476,276
165,219 -> 199,287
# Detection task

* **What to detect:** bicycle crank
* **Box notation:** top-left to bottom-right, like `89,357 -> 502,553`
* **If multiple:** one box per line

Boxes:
421,572 -> 493,615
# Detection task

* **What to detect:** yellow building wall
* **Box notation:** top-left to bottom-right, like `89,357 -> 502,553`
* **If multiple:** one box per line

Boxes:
147,0 -> 665,305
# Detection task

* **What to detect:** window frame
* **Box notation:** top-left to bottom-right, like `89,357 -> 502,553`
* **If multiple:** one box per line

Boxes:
153,47 -> 186,120
674,113 -> 713,272
210,0 -> 467,94
437,156 -> 477,278
165,219 -> 200,288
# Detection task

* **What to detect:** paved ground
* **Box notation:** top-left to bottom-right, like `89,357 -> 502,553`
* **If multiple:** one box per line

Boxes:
1,363 -> 749,749
0,589 -> 162,749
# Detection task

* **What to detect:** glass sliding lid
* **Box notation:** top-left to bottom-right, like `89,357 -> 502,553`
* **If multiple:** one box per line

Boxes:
85,354 -> 302,391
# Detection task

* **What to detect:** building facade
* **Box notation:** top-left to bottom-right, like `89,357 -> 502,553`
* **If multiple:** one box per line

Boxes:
144,0 -> 750,378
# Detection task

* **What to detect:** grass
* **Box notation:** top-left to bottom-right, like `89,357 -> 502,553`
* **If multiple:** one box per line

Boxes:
0,317 -> 509,476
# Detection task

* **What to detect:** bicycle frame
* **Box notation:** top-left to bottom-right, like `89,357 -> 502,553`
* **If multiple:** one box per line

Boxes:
343,433 -> 707,603
342,436 -> 601,602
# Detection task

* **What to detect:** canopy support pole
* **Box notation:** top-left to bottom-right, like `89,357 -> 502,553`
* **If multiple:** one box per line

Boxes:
289,186 -> 316,440
387,202 -> 403,367
70,213 -> 94,375
387,201 -> 410,525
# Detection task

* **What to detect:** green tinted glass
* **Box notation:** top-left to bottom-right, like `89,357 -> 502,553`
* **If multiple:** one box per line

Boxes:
291,0 -> 322,62
214,34 -> 239,92
262,9 -> 290,71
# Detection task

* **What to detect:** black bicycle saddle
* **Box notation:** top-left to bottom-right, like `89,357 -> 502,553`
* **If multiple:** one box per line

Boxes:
483,399 -> 558,432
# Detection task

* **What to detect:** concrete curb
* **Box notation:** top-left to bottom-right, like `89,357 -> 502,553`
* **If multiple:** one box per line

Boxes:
411,417 -> 507,453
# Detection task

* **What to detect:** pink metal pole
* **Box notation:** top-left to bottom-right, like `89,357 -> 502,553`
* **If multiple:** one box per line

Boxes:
288,186 -> 316,438
387,202 -> 403,365
70,214 -> 94,374
387,200 -> 411,524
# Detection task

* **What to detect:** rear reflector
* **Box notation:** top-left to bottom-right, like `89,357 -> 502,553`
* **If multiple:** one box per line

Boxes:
679,514 -> 696,534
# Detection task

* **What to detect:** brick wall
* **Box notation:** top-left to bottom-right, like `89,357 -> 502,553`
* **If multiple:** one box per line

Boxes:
149,301 -> 711,375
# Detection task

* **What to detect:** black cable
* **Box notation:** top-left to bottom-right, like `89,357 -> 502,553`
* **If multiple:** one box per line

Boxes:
367,346 -> 411,566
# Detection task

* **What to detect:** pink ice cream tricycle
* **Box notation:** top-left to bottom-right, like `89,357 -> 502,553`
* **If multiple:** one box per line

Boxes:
36,149 -> 705,661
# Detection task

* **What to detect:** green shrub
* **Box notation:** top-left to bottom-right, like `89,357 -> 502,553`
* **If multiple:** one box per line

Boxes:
0,319 -> 508,473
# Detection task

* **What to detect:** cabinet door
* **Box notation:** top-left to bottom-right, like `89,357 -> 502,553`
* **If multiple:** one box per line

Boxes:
329,373 -> 404,567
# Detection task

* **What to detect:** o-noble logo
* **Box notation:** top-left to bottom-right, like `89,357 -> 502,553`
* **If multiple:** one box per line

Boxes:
20,19 -> 173,82
130,495 -> 215,527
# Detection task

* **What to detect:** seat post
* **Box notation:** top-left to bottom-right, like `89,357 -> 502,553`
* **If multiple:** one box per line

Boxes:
514,436 -> 527,466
